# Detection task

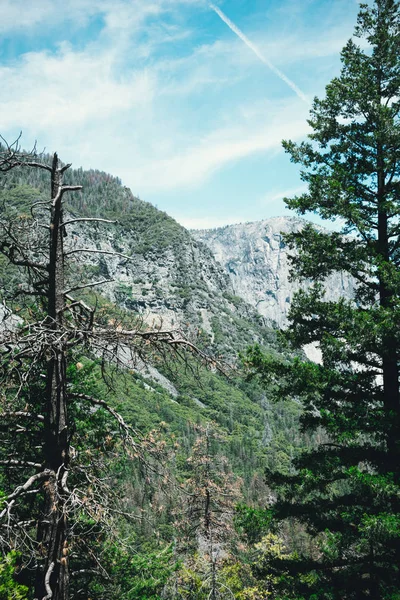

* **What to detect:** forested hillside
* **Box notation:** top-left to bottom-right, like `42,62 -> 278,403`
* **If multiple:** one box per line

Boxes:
0,150 -> 311,599
1,1 -> 400,598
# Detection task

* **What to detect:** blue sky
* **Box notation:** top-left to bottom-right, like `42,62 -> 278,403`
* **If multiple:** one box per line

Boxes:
0,0 -> 362,229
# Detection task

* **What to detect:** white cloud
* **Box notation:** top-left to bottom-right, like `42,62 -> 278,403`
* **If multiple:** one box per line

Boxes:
0,0 -> 205,34
0,47 -> 155,131
260,185 -> 308,205
0,49 -> 310,198
0,0 -> 314,198
0,0 -> 357,211
117,104 -> 310,193
0,0 -> 106,32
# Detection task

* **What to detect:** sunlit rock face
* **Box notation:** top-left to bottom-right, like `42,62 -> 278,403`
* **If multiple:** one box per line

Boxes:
193,216 -> 356,328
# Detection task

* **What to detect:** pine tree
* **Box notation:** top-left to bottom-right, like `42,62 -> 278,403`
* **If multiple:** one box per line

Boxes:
247,1 -> 400,598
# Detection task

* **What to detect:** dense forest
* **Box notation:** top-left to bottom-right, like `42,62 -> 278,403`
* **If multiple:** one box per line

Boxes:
0,0 -> 400,598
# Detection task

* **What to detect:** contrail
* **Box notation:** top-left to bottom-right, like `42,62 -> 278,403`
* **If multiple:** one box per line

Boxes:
209,3 -> 310,105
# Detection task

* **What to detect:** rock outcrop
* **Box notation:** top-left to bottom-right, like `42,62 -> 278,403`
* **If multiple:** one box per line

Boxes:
193,216 -> 355,327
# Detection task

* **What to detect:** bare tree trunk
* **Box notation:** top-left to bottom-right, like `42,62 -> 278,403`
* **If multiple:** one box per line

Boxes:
35,153 -> 70,600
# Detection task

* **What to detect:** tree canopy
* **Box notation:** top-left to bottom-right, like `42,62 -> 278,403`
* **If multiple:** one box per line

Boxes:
246,1 -> 400,598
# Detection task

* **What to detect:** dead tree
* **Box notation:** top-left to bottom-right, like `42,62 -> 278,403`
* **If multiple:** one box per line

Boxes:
0,140 -> 218,599
174,424 -> 241,600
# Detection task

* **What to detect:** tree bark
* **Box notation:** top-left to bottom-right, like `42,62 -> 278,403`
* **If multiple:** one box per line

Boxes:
35,153 -> 70,600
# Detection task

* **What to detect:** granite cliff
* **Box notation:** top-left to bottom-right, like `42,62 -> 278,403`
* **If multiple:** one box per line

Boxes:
193,216 -> 356,328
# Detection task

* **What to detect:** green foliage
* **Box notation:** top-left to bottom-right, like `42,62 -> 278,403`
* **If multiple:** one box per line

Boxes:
89,544 -> 177,600
234,504 -> 272,545
246,1 -> 400,598
0,184 -> 44,218
0,157 -> 189,259
172,555 -> 259,599
0,136 -> 312,598
0,553 -> 28,600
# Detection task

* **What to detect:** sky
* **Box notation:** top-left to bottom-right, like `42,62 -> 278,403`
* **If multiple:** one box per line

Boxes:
0,0 -> 363,229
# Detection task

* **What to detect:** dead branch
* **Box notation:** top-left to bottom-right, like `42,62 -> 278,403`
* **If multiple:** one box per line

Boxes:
62,218 -> 116,227
0,411 -> 45,421
64,294 -> 94,316
69,393 -> 142,453
43,561 -> 55,600
0,470 -> 52,517
64,248 -> 132,260
24,162 -> 52,172
0,460 -> 43,469
0,519 -> 35,529
0,134 -> 39,172
63,279 -> 114,295
90,326 -> 229,375
49,184 -> 82,208
30,201 -> 51,218
58,163 -> 71,175
0,140 -> 228,598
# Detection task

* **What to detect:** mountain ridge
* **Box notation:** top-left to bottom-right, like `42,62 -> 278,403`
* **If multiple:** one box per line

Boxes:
0,158 -> 355,335
0,165 -> 278,359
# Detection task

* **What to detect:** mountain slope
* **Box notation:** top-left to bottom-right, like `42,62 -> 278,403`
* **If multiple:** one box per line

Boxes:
0,163 -> 276,358
0,163 -> 305,484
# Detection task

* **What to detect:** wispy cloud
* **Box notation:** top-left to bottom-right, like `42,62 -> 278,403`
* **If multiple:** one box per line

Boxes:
209,3 -> 310,104
0,0 -> 204,33
117,106 -> 310,193
260,185 -> 308,205
0,47 -> 155,130
0,0 -> 357,226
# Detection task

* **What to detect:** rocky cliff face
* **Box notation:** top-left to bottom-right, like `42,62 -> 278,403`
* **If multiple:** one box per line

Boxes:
64,215 -> 278,358
66,217 -> 232,332
1,166 -> 276,357
192,216 -> 356,328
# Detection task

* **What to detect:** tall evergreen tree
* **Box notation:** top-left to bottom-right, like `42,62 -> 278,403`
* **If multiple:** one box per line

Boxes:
247,1 -> 400,598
